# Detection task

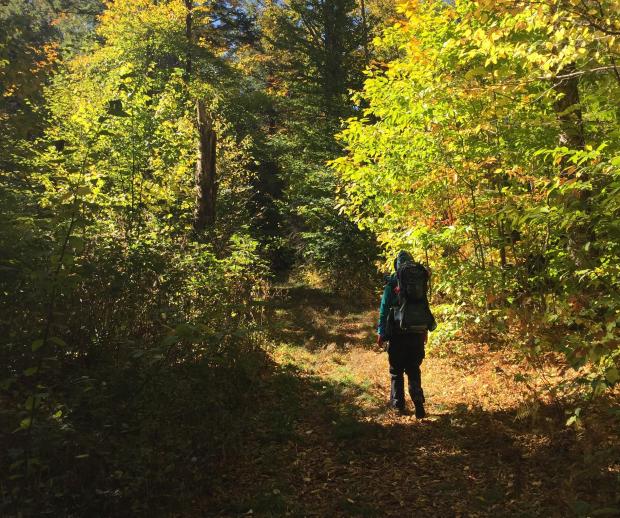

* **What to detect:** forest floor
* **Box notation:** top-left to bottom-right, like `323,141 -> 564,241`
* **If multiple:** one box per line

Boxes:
198,286 -> 619,517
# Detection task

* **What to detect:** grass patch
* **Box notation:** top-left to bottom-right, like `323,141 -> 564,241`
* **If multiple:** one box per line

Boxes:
332,414 -> 367,441
274,343 -> 315,372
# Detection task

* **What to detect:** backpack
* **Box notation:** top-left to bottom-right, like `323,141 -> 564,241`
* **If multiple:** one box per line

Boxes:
391,261 -> 435,334
396,261 -> 429,305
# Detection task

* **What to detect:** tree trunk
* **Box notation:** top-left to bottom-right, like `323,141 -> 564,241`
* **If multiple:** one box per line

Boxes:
184,0 -> 192,81
322,0 -> 345,115
184,1 -> 216,232
553,65 -> 593,265
194,100 -> 217,232
554,65 -> 585,153
360,0 -> 369,63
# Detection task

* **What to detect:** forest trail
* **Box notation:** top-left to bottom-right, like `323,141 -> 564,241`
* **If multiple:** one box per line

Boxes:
201,286 -> 617,517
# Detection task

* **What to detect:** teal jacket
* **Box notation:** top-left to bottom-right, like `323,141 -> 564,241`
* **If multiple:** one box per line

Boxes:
377,274 -> 399,338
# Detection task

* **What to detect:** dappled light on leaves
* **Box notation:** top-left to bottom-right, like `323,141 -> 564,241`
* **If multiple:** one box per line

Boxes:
1,0 -> 618,516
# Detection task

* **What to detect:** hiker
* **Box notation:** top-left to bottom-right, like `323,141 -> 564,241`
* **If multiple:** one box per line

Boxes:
377,250 -> 437,417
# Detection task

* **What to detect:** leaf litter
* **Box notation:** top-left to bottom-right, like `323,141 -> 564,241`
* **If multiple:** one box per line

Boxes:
197,286 -> 619,517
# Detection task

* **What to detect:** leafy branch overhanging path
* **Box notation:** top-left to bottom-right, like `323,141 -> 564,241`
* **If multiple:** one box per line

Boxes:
200,286 -> 619,517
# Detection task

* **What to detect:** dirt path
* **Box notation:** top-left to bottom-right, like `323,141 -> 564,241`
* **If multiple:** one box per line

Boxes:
200,286 -> 619,517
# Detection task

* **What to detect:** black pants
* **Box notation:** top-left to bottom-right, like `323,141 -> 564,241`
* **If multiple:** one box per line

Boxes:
387,333 -> 425,408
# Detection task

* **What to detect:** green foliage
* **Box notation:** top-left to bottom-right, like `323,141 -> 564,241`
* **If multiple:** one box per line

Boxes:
0,0 -> 269,514
250,0 -> 386,285
333,0 -> 620,399
1,0 -> 619,513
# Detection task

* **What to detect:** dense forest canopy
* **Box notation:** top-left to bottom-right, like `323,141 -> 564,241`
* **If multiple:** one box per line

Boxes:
1,0 -> 618,515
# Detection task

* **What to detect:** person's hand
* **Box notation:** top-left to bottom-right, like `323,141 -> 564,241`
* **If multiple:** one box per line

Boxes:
377,334 -> 387,351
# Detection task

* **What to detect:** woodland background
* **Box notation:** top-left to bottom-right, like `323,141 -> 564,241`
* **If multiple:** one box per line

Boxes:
0,0 -> 618,515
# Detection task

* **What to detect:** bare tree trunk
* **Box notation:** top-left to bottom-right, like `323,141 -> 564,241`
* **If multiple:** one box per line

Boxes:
554,65 -> 585,153
184,1 -> 217,233
549,2 -> 585,154
360,0 -> 369,63
194,100 -> 217,231
553,65 -> 593,266
468,182 -> 486,271
184,0 -> 192,81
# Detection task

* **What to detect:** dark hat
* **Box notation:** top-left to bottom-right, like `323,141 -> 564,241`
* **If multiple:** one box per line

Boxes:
394,250 -> 413,271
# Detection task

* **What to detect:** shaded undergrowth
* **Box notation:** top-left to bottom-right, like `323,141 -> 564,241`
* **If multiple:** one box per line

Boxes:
5,285 -> 617,516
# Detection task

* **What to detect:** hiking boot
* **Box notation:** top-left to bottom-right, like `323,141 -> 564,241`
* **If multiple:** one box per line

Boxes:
390,402 -> 408,415
414,401 -> 426,419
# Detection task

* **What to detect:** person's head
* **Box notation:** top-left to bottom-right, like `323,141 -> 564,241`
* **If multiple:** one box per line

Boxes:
393,250 -> 413,271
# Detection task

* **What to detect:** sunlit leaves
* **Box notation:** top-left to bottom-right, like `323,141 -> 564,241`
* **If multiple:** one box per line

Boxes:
334,0 -> 620,399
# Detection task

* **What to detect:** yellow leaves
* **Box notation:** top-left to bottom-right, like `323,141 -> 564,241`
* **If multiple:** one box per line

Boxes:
477,0 -> 495,9
473,28 -> 486,43
515,21 -> 528,31
98,0 -> 189,44
526,51 -> 544,64
464,66 -> 487,80
3,83 -> 17,97
99,0 -> 152,26
472,123 -> 493,135
490,30 -> 504,43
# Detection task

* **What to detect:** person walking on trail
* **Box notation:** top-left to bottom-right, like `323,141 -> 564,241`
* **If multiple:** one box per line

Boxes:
377,250 -> 437,417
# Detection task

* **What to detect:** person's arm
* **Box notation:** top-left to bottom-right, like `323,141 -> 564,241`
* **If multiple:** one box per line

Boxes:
377,282 -> 393,340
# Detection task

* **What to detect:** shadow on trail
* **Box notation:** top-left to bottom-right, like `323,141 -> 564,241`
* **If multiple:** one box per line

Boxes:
199,287 -> 619,517
265,285 -> 376,352
202,353 -> 617,517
